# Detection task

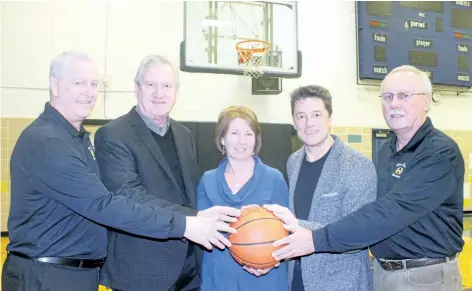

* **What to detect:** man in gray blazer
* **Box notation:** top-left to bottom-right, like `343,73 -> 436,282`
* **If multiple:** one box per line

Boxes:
265,85 -> 376,291
272,66 -> 464,291
94,55 -> 240,291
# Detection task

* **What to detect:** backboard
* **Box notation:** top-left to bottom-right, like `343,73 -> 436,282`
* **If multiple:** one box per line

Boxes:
180,1 -> 301,78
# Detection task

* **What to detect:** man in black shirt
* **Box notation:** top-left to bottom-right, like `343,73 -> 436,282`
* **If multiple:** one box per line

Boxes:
265,85 -> 376,291
1,51 -> 240,291
272,65 -> 465,291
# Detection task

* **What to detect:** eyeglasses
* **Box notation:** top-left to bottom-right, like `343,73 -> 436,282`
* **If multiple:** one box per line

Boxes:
379,92 -> 428,102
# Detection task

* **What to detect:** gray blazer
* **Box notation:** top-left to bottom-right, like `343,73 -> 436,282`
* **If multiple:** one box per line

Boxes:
287,136 -> 376,291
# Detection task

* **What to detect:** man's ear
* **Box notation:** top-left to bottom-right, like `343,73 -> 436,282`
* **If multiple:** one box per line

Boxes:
49,77 -> 59,97
424,94 -> 431,112
135,83 -> 140,96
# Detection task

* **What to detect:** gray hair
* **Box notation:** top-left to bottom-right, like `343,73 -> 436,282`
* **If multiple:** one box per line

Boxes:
49,50 -> 94,80
290,85 -> 333,117
380,65 -> 433,94
134,55 -> 180,89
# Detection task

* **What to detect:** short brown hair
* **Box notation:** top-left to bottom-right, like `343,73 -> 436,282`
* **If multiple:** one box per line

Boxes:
290,85 -> 333,117
215,106 -> 262,155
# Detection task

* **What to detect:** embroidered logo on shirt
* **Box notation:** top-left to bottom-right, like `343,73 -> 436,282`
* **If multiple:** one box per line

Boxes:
392,162 -> 406,178
88,144 -> 96,160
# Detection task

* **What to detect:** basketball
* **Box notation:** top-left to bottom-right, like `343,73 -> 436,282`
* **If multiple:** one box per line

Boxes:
228,206 -> 288,269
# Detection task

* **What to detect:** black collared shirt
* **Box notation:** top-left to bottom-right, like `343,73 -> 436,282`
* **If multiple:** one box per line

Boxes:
6,102 -> 185,259
313,117 -> 465,259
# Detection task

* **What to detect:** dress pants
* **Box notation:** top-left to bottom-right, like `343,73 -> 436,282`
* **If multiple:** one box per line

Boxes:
113,244 -> 200,291
2,253 -> 100,291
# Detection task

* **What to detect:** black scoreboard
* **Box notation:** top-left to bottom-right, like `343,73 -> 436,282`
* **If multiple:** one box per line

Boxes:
357,1 -> 472,87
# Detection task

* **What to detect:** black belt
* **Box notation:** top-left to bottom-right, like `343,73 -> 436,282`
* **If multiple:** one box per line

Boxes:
377,254 -> 457,271
9,251 -> 105,269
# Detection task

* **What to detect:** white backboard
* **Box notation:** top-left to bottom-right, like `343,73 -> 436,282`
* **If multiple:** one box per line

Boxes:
181,1 -> 301,78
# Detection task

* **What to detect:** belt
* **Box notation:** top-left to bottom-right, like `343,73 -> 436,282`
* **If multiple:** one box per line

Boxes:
377,254 -> 457,271
9,251 -> 105,269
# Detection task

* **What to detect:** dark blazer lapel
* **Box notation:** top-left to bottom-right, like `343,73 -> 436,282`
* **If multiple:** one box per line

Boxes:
127,108 -> 183,195
170,120 -> 195,206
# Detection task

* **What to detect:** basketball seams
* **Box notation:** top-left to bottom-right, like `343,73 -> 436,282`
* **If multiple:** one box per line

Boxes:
233,217 -> 284,230
231,240 -> 277,246
229,217 -> 286,244
227,207 -> 287,269
229,249 -> 277,268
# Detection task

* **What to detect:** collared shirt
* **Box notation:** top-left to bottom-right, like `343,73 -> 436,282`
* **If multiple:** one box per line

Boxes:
6,102 -> 185,259
135,106 -> 170,136
313,117 -> 465,259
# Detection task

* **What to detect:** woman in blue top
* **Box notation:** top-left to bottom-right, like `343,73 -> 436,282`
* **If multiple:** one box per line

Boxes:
197,105 -> 289,291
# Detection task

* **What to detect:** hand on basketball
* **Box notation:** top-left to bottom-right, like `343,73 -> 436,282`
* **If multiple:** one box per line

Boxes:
241,204 -> 259,210
243,262 -> 280,277
184,216 -> 237,251
272,227 -> 315,261
197,205 -> 241,223
263,204 -> 298,232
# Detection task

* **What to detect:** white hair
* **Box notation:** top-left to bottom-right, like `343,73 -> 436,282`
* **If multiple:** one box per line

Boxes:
134,55 -> 180,89
380,65 -> 433,94
49,50 -> 94,80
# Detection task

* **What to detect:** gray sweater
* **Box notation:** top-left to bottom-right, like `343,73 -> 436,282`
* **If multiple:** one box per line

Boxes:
287,136 -> 376,291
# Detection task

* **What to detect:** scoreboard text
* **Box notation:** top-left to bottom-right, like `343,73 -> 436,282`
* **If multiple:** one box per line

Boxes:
357,1 -> 472,87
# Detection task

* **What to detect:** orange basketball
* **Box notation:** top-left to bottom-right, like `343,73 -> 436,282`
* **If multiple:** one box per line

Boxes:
228,206 -> 288,269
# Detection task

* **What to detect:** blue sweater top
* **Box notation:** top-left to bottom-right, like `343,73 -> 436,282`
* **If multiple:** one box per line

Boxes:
197,156 -> 289,291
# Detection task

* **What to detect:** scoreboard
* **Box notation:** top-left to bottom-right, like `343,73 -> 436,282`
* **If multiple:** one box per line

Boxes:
356,1 -> 472,88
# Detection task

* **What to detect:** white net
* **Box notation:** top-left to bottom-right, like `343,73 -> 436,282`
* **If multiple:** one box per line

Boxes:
237,41 -> 270,79
241,54 -> 267,78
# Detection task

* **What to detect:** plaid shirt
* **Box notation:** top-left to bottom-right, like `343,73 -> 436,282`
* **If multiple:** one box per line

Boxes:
135,106 -> 170,136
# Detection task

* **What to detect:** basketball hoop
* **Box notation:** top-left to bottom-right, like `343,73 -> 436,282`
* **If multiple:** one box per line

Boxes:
236,40 -> 271,78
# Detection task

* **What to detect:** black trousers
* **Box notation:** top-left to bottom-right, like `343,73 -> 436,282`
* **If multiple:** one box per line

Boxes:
291,259 -> 305,291
2,253 -> 100,291
113,245 -> 200,291
171,245 -> 200,291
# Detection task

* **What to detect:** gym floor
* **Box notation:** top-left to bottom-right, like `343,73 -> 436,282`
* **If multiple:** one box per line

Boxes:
1,215 -> 472,290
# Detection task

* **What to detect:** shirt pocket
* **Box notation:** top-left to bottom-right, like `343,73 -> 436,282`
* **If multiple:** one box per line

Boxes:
320,192 -> 339,198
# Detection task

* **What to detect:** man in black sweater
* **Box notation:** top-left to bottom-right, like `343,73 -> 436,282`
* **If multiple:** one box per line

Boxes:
271,65 -> 465,291
94,55 -> 240,291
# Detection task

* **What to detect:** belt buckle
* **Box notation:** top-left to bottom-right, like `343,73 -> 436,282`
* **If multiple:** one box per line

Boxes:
89,258 -> 105,269
385,261 -> 395,271
381,260 -> 403,271
97,258 -> 105,268
392,261 -> 404,271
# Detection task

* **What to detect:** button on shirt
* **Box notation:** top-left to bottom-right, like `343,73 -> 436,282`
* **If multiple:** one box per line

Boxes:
6,102 -> 186,260
313,118 -> 465,259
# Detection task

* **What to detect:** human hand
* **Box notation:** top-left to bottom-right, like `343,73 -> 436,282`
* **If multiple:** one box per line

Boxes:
272,227 -> 314,261
241,204 -> 259,210
263,204 -> 298,232
243,262 -> 280,277
197,205 -> 241,223
184,216 -> 237,250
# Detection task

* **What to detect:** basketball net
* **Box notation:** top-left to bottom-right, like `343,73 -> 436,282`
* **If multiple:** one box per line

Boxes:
236,40 -> 270,79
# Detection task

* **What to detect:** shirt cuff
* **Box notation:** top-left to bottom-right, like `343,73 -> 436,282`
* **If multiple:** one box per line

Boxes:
168,213 -> 187,238
313,227 -> 330,253
178,206 -> 198,217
